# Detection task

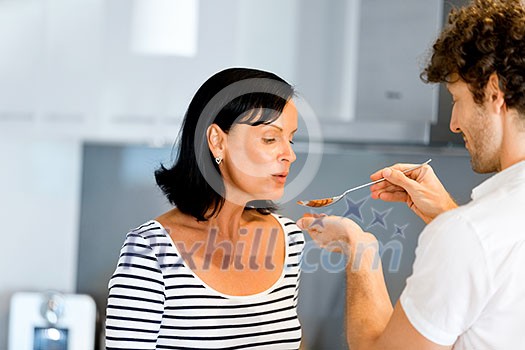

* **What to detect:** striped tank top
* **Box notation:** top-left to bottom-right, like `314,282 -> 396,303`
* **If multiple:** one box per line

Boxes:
105,214 -> 304,349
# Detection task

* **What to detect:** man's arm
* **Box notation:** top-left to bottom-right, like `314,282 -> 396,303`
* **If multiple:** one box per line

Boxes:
345,238 -> 451,350
297,216 -> 452,350
372,302 -> 452,350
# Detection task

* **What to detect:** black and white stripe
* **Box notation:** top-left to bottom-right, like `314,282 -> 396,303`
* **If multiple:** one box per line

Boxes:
106,214 -> 304,350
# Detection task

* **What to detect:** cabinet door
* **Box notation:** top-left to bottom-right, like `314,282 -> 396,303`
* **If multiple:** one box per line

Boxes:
291,0 -> 442,143
355,0 -> 442,123
98,0 -> 245,144
0,0 -> 104,139
0,1 -> 44,136
38,0 -> 104,139
0,0 -> 444,144
293,0 -> 357,122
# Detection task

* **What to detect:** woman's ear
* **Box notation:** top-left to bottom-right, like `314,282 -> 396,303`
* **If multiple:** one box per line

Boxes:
207,124 -> 226,158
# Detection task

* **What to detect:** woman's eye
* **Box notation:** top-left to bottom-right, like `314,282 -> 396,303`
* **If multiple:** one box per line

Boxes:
289,140 -> 294,145
263,138 -> 276,144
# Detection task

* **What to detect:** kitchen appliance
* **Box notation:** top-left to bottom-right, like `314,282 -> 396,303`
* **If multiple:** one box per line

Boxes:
8,291 -> 97,350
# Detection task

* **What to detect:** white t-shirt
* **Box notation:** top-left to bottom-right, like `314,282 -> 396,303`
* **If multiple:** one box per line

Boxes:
400,160 -> 525,350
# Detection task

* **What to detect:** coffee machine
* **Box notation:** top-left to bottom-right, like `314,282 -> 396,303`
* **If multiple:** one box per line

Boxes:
8,291 -> 97,350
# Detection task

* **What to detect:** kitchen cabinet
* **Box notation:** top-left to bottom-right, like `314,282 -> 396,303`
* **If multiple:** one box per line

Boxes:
96,0 -> 299,145
38,0 -> 104,139
294,0 -> 443,143
0,1 -> 44,137
0,0 -> 444,145
0,0 -> 103,140
355,0 -> 442,124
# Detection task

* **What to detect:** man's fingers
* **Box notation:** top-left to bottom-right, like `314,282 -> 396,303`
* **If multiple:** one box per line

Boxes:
370,180 -> 389,191
371,188 -> 407,201
370,181 -> 404,193
381,168 -> 420,194
370,163 -> 422,181
370,169 -> 385,181
376,190 -> 409,203
371,182 -> 407,200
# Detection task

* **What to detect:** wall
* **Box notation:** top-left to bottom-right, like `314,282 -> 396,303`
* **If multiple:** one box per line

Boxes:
0,137 -> 82,348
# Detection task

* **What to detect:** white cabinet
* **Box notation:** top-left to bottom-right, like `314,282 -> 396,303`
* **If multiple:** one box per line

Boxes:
294,0 -> 443,143
355,0 -> 442,123
38,0 -> 104,138
0,0 -> 444,144
0,1 -> 44,136
0,0 -> 105,139
96,0 -> 299,145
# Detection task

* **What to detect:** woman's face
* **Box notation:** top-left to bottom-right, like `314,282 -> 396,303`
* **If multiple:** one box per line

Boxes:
221,101 -> 298,204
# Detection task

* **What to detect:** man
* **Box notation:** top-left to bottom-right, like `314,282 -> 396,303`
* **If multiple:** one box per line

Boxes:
297,0 -> 525,349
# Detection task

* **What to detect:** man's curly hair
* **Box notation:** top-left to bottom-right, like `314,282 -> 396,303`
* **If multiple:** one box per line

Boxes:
422,0 -> 525,115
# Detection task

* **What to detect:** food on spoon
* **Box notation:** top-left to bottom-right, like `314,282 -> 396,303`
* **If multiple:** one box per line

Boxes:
297,198 -> 334,207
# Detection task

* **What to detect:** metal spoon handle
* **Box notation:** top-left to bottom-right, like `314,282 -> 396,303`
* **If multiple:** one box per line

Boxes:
342,158 -> 432,196
297,159 -> 432,207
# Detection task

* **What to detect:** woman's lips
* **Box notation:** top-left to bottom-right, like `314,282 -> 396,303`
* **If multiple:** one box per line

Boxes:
272,173 -> 288,184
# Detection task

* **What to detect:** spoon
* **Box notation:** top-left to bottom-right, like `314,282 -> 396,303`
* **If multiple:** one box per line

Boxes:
297,159 -> 432,207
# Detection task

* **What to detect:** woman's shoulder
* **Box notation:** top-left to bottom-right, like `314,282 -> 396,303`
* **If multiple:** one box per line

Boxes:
273,214 -> 304,240
124,219 -> 172,250
255,212 -> 304,242
269,212 -> 300,229
154,208 -> 202,230
123,220 -> 167,244
121,220 -> 177,261
129,220 -> 161,233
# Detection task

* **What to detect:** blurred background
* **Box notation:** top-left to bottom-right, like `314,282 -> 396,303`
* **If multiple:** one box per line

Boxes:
0,0 -> 484,349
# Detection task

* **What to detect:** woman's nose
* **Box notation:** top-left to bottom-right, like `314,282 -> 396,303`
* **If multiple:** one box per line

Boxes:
280,142 -> 296,163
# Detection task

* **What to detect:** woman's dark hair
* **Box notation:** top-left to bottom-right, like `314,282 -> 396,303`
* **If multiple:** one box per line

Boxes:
421,0 -> 525,115
155,67 -> 295,221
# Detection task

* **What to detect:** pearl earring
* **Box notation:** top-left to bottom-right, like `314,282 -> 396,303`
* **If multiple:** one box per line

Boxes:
215,156 -> 222,165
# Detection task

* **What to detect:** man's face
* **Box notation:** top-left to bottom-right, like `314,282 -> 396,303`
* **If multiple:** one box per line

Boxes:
447,79 -> 502,173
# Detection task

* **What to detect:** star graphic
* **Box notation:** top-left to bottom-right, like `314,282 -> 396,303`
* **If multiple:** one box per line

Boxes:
367,207 -> 392,230
392,223 -> 409,239
306,209 -> 333,229
311,216 -> 326,228
342,196 -> 368,222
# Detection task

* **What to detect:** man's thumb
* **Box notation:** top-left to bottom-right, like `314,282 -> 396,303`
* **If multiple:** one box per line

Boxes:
382,167 -> 418,192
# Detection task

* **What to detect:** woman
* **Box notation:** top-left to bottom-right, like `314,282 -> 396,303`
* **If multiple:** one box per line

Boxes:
105,68 -> 304,349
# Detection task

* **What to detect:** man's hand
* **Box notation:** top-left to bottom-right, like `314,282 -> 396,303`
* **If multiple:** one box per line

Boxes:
369,163 -> 458,224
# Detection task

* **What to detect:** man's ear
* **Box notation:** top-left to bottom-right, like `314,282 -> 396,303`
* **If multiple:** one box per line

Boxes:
207,124 -> 226,158
487,73 -> 506,113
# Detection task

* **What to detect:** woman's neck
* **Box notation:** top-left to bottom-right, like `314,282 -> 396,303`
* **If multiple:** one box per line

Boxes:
204,201 -> 253,244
